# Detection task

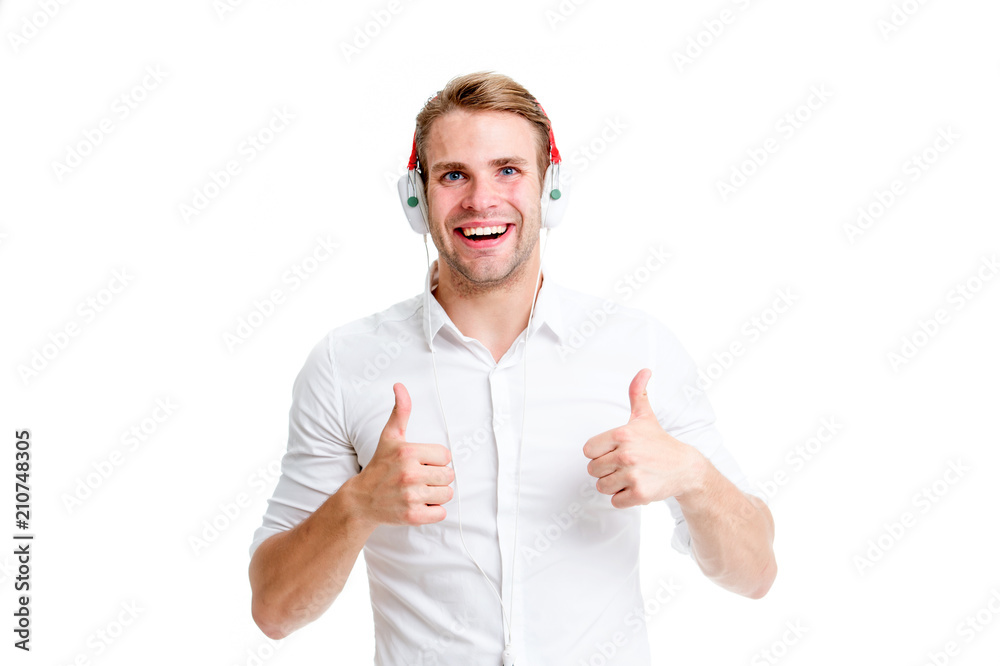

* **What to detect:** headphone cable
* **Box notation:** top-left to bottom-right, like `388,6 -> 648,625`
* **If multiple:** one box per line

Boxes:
422,225 -> 550,665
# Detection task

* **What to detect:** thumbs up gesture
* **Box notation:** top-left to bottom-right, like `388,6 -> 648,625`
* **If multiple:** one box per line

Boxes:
354,383 -> 455,526
583,369 -> 707,509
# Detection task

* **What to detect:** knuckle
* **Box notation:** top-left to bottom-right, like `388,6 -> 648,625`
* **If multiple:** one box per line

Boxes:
401,486 -> 420,504
613,492 -> 634,509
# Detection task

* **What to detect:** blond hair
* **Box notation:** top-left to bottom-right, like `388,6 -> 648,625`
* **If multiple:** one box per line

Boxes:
413,71 -> 552,188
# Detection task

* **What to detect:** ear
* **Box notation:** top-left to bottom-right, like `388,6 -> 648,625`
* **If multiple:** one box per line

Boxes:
397,170 -> 429,234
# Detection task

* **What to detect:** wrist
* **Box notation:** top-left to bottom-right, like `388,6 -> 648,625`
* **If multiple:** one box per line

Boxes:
675,446 -> 716,506
336,475 -> 379,534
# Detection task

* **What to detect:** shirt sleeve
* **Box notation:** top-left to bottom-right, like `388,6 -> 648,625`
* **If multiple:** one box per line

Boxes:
647,319 -> 768,558
248,334 -> 358,560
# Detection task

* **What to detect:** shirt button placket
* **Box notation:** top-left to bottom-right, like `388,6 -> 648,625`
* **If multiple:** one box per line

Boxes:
489,364 -> 517,638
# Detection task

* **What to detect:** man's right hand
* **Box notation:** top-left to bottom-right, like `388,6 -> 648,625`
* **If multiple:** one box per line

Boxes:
351,382 -> 455,527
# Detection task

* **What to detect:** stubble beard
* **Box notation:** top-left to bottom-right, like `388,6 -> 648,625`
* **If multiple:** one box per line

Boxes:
432,206 -> 542,298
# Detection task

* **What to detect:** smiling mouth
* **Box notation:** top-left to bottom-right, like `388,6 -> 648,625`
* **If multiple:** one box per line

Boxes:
456,224 -> 510,241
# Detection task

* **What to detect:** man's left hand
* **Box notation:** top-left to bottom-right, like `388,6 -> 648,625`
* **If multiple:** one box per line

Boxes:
583,368 -> 707,509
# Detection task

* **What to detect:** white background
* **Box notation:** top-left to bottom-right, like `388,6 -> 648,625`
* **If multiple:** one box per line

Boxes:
2,0 -> 999,664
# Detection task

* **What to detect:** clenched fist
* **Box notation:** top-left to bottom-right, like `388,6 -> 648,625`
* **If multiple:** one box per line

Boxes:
352,383 -> 455,526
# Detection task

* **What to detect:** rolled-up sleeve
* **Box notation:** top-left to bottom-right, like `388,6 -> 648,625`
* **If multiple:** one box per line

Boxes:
647,320 -> 768,557
249,334 -> 358,559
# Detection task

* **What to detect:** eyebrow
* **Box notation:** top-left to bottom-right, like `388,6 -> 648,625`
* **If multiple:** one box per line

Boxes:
429,156 -> 529,176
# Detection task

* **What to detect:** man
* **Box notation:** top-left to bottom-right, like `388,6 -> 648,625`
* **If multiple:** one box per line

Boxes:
248,71 -> 776,665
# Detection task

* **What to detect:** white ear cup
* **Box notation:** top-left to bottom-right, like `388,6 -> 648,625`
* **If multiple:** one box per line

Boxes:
397,171 -> 430,234
398,165 -> 569,234
540,163 -> 568,230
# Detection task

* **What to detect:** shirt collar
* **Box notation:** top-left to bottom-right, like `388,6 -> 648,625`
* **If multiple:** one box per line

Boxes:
421,259 -> 568,346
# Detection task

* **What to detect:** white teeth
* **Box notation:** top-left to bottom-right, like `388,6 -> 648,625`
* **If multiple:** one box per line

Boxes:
462,225 -> 507,237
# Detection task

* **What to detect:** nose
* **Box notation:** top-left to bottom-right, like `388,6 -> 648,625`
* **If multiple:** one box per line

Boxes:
461,174 -> 502,212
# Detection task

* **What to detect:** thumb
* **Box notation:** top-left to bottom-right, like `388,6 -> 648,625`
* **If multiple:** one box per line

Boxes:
628,368 -> 654,421
382,382 -> 411,441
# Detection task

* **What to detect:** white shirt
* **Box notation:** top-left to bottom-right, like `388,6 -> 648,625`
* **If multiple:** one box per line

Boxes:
250,260 -> 757,665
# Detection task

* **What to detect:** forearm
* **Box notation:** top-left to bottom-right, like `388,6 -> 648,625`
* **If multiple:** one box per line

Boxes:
249,476 -> 376,639
676,456 -> 776,598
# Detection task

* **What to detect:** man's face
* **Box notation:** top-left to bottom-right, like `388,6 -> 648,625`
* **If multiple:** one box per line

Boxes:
423,109 -> 545,292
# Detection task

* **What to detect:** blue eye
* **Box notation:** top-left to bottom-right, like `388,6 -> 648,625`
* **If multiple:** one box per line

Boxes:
500,166 -> 517,176
444,172 -> 463,181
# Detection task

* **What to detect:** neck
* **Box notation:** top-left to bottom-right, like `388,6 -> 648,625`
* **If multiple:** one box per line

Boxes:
433,252 -> 543,362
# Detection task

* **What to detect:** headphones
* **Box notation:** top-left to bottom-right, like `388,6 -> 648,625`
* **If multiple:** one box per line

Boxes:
396,99 -> 568,234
